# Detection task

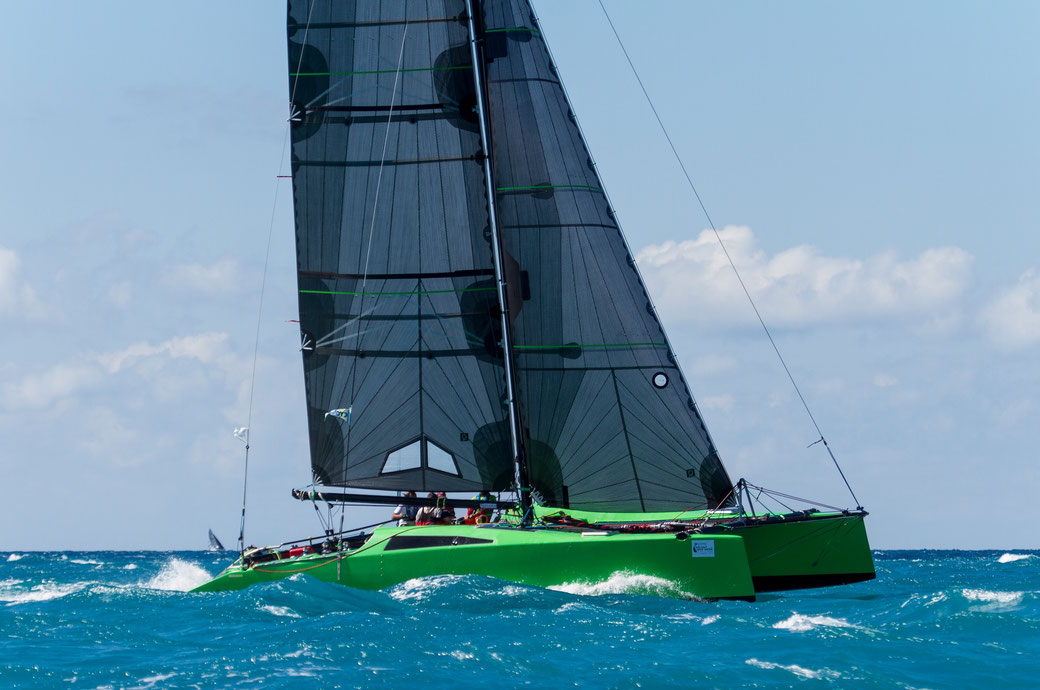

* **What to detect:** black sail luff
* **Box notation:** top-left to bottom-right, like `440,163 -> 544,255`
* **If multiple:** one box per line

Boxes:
478,0 -> 734,511
288,0 -> 513,492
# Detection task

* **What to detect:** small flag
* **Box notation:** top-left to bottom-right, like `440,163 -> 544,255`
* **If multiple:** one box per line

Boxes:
234,427 -> 249,443
325,407 -> 352,424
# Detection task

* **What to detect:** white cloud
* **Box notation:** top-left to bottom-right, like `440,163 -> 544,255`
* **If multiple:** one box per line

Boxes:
980,270 -> 1040,350
162,258 -> 244,294
690,354 -> 737,376
873,374 -> 898,388
99,332 -> 229,373
1,362 -> 101,409
636,226 -> 973,327
2,333 -> 232,410
698,394 -> 734,412
0,246 -> 44,318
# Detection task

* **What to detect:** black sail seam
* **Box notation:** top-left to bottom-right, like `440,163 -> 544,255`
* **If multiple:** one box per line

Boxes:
611,370 -> 645,511
296,155 -> 477,168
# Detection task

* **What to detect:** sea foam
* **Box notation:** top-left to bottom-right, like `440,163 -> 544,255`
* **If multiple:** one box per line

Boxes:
773,612 -> 858,633
549,571 -> 692,598
143,558 -> 213,592
961,589 -> 1024,611
997,553 -> 1033,564
6,554 -> 25,562
0,581 -> 87,606
746,658 -> 840,680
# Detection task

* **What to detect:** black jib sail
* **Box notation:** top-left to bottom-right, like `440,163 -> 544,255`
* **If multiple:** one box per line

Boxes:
287,0 -> 733,511
477,0 -> 732,511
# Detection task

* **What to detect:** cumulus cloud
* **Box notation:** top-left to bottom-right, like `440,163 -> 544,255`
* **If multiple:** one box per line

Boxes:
980,270 -> 1040,350
0,246 -> 44,318
162,258 -> 244,293
99,332 -> 229,373
2,333 -> 231,409
636,226 -> 973,327
1,362 -> 102,409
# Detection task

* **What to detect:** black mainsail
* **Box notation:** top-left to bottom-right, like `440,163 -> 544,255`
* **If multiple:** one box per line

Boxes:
287,0 -> 733,511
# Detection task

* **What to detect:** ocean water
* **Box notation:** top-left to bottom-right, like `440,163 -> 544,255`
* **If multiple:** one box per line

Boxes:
1,551 -> 1038,688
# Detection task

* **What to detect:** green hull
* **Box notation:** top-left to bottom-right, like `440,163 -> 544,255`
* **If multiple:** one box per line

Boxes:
192,511 -> 873,600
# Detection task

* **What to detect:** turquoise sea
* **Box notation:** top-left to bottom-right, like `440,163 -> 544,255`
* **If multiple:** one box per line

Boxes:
2,550 -> 1038,688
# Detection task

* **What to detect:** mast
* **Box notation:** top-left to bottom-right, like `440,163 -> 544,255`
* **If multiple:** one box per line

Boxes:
464,0 -> 532,521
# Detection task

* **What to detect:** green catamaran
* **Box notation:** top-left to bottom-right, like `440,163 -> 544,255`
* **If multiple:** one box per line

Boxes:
194,0 -> 874,600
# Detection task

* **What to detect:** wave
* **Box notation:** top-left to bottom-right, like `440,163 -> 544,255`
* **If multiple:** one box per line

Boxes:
69,559 -> 105,566
142,558 -> 213,592
260,604 -> 301,618
961,589 -> 1024,611
6,554 -> 25,562
997,553 -> 1034,564
131,672 -> 178,688
549,571 -> 693,599
746,658 -> 840,680
773,612 -> 859,633
387,574 -> 469,603
0,581 -> 88,606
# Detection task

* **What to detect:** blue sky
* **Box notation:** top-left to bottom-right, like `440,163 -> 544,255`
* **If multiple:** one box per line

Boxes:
1,1 -> 1037,550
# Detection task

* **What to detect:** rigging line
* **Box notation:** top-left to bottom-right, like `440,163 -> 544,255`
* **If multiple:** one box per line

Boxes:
238,124 -> 293,554
288,0 -> 318,108
239,1 -> 319,554
596,0 -> 861,509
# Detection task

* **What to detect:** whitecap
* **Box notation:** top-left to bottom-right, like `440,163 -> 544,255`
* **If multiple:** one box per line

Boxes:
130,672 -> 177,689
387,574 -> 467,602
997,553 -> 1033,564
6,554 -> 25,562
549,571 -> 692,598
260,605 -> 301,618
142,558 -> 213,592
123,564 -> 138,571
701,614 -> 720,626
449,650 -> 475,661
961,588 -> 1024,611
0,582 -> 87,606
746,658 -> 839,680
69,559 -> 104,566
773,612 -> 858,633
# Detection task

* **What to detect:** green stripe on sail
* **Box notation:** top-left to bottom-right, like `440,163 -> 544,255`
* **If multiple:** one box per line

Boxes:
300,287 -> 495,297
486,27 -> 541,36
291,66 -> 471,77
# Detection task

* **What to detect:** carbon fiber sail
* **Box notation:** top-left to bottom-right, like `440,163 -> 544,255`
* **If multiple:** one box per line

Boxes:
479,0 -> 733,511
286,0 -> 733,510
288,0 -> 513,492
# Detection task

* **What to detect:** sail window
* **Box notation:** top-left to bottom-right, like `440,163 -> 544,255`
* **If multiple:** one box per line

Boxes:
652,372 -> 669,389
427,440 -> 460,476
381,441 -> 422,474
